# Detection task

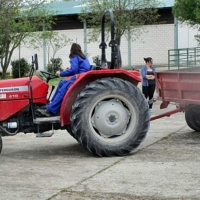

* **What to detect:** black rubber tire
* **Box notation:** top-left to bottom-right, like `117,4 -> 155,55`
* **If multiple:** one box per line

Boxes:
70,77 -> 150,156
65,124 -> 78,141
0,135 -> 2,153
185,104 -> 200,131
66,124 -> 72,135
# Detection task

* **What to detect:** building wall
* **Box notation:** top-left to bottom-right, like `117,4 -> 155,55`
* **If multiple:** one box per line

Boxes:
178,23 -> 199,48
131,24 -> 174,66
11,23 -> 174,70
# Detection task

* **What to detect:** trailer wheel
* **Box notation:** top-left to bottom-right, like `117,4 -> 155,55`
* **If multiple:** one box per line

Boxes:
0,135 -> 2,153
70,77 -> 150,156
185,104 -> 200,131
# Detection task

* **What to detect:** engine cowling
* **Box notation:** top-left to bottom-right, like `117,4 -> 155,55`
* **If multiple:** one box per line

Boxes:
0,76 -> 48,121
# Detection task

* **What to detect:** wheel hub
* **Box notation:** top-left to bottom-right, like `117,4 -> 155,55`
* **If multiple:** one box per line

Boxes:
108,115 -> 116,123
91,99 -> 130,137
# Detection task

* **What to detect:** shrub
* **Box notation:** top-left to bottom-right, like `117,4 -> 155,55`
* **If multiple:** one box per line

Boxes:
92,55 -> 101,66
11,58 -> 31,78
47,58 -> 63,74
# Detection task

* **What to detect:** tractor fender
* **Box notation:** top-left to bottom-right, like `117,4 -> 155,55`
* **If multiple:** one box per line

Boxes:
60,68 -> 141,126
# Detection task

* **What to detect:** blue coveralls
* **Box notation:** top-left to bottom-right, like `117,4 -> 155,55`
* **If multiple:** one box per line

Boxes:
46,55 -> 91,114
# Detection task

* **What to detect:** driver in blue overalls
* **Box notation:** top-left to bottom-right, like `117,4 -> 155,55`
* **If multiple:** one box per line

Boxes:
36,43 -> 91,117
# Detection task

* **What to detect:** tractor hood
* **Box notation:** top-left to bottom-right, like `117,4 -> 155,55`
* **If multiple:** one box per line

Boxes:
0,76 -> 49,121
0,76 -> 48,101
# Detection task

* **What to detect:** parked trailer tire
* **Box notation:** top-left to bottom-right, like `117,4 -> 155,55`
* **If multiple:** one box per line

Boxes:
185,104 -> 200,132
0,135 -> 2,153
70,77 -> 150,156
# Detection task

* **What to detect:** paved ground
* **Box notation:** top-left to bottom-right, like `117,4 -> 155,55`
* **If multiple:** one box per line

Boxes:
1,99 -> 200,200
1,67 -> 199,200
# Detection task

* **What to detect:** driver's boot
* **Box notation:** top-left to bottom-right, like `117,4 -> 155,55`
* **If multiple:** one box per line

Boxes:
35,108 -> 53,117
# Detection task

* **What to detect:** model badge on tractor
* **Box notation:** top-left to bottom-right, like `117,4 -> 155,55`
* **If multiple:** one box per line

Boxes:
0,10 -> 150,156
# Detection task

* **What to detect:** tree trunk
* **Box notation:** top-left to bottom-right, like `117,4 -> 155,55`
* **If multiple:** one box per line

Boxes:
0,43 -> 16,79
1,66 -> 8,79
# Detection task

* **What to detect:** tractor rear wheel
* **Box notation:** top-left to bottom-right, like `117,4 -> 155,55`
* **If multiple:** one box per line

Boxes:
65,124 -> 80,143
0,135 -> 2,153
66,124 -> 72,135
70,77 -> 150,156
185,104 -> 200,131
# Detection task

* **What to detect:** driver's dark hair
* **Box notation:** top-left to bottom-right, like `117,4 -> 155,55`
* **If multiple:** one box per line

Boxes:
69,43 -> 86,59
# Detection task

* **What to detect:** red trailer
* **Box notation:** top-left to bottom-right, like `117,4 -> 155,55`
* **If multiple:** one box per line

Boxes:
152,67 -> 200,131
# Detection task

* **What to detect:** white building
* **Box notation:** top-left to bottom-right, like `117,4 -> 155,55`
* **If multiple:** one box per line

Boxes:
10,0 -> 199,70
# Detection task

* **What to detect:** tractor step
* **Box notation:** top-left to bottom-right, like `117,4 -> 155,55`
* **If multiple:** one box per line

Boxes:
33,116 -> 60,124
34,116 -> 60,137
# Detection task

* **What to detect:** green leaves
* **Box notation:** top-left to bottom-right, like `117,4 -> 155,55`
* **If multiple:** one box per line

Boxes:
78,0 -> 161,45
173,0 -> 200,25
11,58 -> 31,78
0,0 -> 55,79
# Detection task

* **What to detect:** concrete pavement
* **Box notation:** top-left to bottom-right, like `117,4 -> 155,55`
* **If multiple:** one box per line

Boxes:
2,66 -> 199,200
1,99 -> 199,200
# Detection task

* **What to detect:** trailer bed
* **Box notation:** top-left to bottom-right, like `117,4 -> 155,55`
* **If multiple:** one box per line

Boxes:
155,67 -> 200,109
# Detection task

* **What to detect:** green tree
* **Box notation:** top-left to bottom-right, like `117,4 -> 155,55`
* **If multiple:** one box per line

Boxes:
26,31 -> 72,63
11,58 -> 31,78
172,0 -> 200,25
0,0 -> 54,79
78,0 -> 161,46
47,57 -> 63,74
173,0 -> 200,44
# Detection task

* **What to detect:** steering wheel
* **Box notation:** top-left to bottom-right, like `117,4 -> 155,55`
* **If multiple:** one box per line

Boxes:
40,71 -> 59,83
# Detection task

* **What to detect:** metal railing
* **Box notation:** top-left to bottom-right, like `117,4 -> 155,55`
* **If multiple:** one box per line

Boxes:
168,47 -> 200,70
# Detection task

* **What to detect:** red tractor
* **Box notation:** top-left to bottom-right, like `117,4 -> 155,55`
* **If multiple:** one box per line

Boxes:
0,10 -> 150,156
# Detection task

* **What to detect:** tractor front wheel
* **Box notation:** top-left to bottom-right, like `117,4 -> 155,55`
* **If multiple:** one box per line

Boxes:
70,77 -> 150,156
